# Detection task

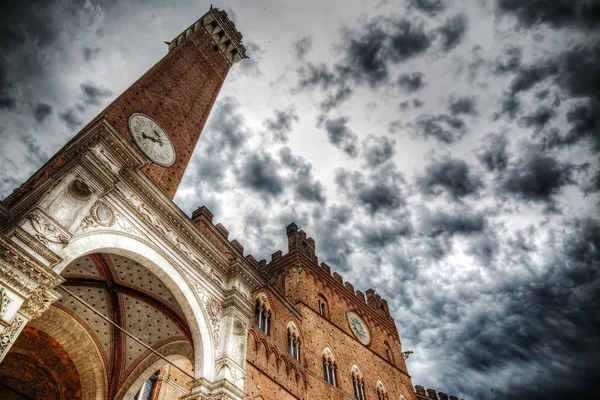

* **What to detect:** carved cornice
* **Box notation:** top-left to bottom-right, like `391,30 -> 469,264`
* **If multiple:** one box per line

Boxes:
0,234 -> 64,295
7,226 -> 62,267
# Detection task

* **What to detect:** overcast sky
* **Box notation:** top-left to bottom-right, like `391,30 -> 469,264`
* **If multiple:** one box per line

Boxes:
1,0 -> 599,398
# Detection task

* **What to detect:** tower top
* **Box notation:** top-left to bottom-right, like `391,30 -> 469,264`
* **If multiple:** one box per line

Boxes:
168,6 -> 247,64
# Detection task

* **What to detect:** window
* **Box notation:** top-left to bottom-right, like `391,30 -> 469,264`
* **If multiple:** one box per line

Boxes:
384,342 -> 394,364
351,366 -> 366,400
322,348 -> 337,387
254,294 -> 271,335
287,323 -> 300,361
377,381 -> 388,400
318,295 -> 329,318
323,359 -> 337,386
136,372 -> 158,400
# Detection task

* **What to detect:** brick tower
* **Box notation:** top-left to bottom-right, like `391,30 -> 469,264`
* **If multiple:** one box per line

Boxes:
93,6 -> 247,198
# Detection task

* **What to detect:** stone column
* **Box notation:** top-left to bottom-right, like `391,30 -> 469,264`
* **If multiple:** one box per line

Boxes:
183,285 -> 253,400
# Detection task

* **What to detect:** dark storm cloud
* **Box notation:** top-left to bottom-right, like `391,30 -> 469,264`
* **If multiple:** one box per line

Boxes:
438,14 -> 468,52
414,114 -> 466,144
468,233 -> 500,264
477,133 -> 510,172
454,217 -> 600,399
418,157 -> 484,199
335,165 -> 406,215
448,96 -> 477,116
80,81 -> 113,106
82,45 -> 101,62
293,36 -> 312,59
59,109 -> 82,131
279,147 -> 326,204
297,63 -> 337,90
32,102 -> 53,122
320,85 -> 353,112
397,72 -> 425,93
519,105 -> 557,130
497,0 -> 600,31
314,204 -> 355,268
361,134 -> 396,167
492,45 -> 522,74
321,116 -> 359,157
22,134 -> 48,163
263,107 -> 299,143
204,97 -> 248,152
421,208 -> 487,238
411,0 -> 446,15
0,64 -> 16,110
239,153 -> 284,196
360,219 -> 412,248
499,146 -> 576,208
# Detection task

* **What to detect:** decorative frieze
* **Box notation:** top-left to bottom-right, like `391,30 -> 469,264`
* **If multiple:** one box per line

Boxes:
27,210 -> 70,247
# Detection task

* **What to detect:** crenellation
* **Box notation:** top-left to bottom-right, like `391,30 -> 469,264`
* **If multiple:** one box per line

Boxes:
356,290 -> 366,302
246,255 -> 258,268
332,272 -> 343,285
258,259 -> 267,269
439,393 -> 448,400
215,223 -> 229,238
427,388 -> 439,399
344,281 -> 354,293
271,250 -> 282,261
192,205 -> 213,222
230,239 -> 244,254
320,262 -> 331,274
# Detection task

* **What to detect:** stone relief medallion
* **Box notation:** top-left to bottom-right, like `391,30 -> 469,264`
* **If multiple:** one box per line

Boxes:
129,113 -> 176,166
347,310 -> 371,346
91,202 -> 115,227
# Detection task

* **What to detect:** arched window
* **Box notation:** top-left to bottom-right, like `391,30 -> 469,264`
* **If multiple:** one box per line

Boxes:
287,321 -> 300,362
376,380 -> 388,400
322,348 -> 338,387
318,295 -> 329,319
254,293 -> 271,335
351,365 -> 366,400
384,342 -> 394,364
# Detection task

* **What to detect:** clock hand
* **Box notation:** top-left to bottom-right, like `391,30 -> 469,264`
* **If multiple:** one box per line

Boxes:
141,132 -> 159,143
153,130 -> 164,146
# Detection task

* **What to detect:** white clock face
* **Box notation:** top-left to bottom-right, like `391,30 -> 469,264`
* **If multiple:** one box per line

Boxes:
129,113 -> 176,166
347,311 -> 371,346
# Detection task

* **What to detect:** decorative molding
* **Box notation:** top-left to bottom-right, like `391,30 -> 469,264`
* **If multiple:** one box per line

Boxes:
20,286 -> 60,320
0,235 -> 64,295
0,313 -> 26,360
27,210 -> 69,246
67,178 -> 94,201
0,287 -> 12,319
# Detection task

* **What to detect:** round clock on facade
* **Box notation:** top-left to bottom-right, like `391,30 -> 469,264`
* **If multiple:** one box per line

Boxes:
347,310 -> 371,346
129,113 -> 176,166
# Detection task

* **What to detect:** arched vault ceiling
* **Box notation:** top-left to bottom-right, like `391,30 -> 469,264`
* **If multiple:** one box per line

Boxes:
58,253 -> 191,398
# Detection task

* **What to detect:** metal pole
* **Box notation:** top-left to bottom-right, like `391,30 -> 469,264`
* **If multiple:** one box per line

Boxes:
58,285 -> 194,381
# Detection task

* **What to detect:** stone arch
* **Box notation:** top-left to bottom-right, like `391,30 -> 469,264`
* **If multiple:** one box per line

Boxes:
29,306 -> 108,399
55,230 -> 213,379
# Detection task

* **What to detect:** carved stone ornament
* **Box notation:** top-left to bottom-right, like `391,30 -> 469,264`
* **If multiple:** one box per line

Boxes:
27,211 -> 69,246
67,178 -> 94,201
0,287 -> 13,319
193,281 -> 222,352
0,314 -> 26,356
20,287 -> 60,320
80,201 -> 115,231
116,185 -> 212,275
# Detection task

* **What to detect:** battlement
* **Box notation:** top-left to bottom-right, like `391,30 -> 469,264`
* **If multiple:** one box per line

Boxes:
278,223 -> 393,319
168,6 -> 247,64
415,385 -> 462,400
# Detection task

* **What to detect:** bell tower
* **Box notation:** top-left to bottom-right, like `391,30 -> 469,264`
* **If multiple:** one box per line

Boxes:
92,6 -> 246,198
